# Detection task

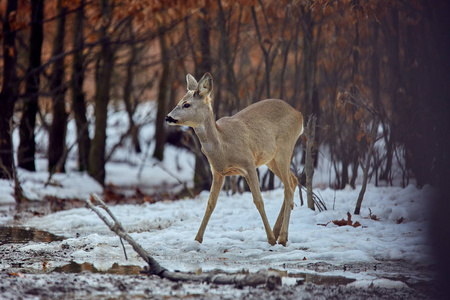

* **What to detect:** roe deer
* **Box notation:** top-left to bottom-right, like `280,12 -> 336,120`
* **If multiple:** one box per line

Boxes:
165,73 -> 303,246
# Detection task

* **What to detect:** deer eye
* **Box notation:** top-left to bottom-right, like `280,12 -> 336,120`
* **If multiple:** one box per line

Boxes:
183,103 -> 191,108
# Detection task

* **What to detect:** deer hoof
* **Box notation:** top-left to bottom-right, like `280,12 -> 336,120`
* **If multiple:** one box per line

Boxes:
277,237 -> 287,247
267,236 -> 277,246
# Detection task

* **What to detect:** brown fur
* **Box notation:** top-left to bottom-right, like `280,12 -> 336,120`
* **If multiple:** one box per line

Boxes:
166,73 -> 303,246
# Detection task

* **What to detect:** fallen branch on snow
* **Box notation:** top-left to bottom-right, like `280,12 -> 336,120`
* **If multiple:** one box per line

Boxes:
85,194 -> 282,290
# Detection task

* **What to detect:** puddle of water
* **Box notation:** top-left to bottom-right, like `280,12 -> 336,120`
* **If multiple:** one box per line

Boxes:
288,272 -> 356,285
53,261 -> 142,275
0,226 -> 65,245
273,269 -> 355,285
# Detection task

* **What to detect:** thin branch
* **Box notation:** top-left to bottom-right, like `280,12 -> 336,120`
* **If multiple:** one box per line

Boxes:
86,194 -> 282,289
258,0 -> 273,40
251,6 -> 268,57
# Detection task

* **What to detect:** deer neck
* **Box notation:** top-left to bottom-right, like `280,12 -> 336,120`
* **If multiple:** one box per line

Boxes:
193,110 -> 221,154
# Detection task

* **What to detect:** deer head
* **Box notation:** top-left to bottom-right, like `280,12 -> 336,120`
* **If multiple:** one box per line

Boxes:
165,73 -> 213,128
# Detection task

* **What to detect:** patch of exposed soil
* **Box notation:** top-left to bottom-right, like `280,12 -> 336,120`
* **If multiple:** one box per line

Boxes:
0,271 -> 437,300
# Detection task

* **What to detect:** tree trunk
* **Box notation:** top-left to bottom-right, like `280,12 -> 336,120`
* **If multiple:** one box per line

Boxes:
152,31 -> 170,161
305,115 -> 317,210
218,0 -> 239,111
72,0 -> 91,171
349,18 -> 360,189
300,3 -> 321,171
380,8 -> 400,183
354,118 -> 379,215
370,21 -> 382,184
48,0 -> 68,173
0,0 -> 19,179
123,21 -> 141,153
350,158 -> 358,189
198,7 -> 211,76
340,160 -> 349,189
302,14 -> 314,115
17,0 -> 43,172
88,0 -> 114,185
193,7 -> 213,192
251,4 -> 275,190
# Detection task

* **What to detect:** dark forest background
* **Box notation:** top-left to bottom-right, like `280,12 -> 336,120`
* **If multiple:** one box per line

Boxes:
0,0 -> 449,193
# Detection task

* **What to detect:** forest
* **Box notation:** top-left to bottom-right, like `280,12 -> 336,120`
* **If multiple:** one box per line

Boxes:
0,0 -> 449,195
1,0 -> 450,298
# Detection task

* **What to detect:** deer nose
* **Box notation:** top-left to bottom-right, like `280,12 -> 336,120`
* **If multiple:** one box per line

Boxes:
165,115 -> 178,124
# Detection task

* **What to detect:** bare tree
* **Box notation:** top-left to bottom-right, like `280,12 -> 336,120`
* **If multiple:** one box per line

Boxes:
72,0 -> 91,172
88,0 -> 115,185
0,0 -> 19,179
48,0 -> 69,173
304,115 -> 317,210
17,0 -> 44,172
355,116 -> 378,215
153,29 -> 171,161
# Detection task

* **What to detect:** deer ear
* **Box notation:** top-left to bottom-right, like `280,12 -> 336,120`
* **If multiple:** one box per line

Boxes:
197,73 -> 213,97
186,74 -> 198,91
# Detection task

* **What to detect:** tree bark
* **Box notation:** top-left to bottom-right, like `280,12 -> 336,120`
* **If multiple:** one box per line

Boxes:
340,160 -> 349,189
218,0 -> 239,111
354,118 -> 378,215
349,18 -> 360,189
17,0 -> 43,172
197,7 -> 211,76
0,0 -> 19,179
72,0 -> 91,172
48,0 -> 68,173
192,7 -> 213,192
251,3 -> 276,190
152,31 -> 170,161
380,7 -> 400,183
123,22 -> 141,154
305,115 -> 317,210
88,0 -> 114,185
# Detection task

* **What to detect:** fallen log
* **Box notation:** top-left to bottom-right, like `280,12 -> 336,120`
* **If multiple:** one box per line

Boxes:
86,194 -> 282,290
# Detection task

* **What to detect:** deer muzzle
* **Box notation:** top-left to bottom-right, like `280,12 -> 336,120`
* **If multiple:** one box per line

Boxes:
165,115 -> 178,124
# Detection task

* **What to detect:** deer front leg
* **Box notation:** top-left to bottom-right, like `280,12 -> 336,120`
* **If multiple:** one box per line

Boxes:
244,168 -> 276,246
273,201 -> 285,239
195,171 -> 224,243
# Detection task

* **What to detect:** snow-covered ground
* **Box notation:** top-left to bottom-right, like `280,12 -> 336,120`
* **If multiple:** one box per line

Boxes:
0,103 -> 438,296
11,183 -> 435,283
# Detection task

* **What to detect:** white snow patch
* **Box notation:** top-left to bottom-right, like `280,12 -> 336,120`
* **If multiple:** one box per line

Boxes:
348,278 -> 409,289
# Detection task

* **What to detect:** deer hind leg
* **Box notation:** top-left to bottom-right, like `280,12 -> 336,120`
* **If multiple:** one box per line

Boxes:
268,152 -> 297,246
267,160 -> 284,240
244,167 -> 276,246
195,171 -> 224,243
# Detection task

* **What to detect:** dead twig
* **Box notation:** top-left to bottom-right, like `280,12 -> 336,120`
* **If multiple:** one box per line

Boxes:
86,193 -> 281,289
300,185 -> 327,212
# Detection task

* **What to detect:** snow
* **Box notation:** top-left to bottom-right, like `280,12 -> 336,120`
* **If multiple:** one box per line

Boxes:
5,181 -> 435,288
0,102 -> 437,291
348,278 -> 409,289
